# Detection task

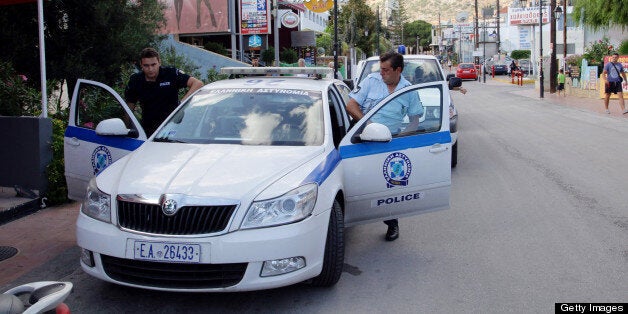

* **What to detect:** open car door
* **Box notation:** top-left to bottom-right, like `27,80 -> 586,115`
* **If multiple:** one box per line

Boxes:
339,82 -> 452,226
64,79 -> 147,201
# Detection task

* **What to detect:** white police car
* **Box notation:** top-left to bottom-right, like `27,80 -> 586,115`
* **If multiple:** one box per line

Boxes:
63,67 -> 452,292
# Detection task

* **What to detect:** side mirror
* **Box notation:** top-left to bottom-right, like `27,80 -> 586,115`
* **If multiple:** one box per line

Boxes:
359,123 -> 392,142
446,74 -> 455,82
95,118 -> 131,136
448,77 -> 462,90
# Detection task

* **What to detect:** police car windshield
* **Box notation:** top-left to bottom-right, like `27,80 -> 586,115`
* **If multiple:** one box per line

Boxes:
357,58 -> 443,85
153,88 -> 324,146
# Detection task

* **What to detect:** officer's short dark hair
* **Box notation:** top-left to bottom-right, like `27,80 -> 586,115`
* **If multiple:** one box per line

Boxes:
380,51 -> 404,70
140,47 -> 160,61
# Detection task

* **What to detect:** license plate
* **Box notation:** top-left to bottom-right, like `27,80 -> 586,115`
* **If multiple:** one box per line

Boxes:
134,241 -> 201,263
463,70 -> 470,73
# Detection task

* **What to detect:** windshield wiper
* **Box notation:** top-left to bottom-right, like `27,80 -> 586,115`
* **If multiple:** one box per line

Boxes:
153,137 -> 187,143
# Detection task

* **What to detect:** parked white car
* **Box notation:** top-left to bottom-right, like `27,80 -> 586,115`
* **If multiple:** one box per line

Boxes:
64,67 -> 453,292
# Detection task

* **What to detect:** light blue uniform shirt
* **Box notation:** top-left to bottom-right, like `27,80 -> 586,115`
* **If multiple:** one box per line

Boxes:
349,72 -> 423,133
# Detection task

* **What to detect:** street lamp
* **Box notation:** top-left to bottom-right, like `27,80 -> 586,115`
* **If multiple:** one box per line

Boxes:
416,35 -> 420,54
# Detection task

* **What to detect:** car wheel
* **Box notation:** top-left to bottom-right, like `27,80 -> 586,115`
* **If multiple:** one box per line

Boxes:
309,199 -> 344,287
451,141 -> 458,168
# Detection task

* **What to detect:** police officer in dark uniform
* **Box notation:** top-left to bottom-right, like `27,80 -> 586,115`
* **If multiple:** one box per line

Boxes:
125,47 -> 203,135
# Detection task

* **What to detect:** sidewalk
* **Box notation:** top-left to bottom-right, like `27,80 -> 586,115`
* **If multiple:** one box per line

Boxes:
0,201 -> 78,288
488,74 -> 628,117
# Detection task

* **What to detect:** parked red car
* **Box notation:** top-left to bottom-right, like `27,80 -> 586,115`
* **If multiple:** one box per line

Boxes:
456,63 -> 478,80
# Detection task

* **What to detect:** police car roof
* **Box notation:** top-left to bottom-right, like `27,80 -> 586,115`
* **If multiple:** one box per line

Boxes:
202,67 -> 341,91
363,54 -> 439,62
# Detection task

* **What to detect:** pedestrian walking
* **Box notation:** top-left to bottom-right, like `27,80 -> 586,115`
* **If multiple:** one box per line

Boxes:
602,52 -> 628,114
557,69 -> 566,97
125,48 -> 203,135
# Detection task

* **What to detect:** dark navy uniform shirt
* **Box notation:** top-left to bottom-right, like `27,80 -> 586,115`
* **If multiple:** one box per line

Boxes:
125,66 -> 190,135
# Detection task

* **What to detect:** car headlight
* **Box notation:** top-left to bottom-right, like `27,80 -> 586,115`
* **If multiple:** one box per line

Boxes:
241,183 -> 317,229
81,178 -> 111,223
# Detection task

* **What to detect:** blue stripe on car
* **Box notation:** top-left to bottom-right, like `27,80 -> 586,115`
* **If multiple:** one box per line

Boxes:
302,150 -> 341,186
65,126 -> 144,151
303,131 -> 450,185
339,131 -> 451,159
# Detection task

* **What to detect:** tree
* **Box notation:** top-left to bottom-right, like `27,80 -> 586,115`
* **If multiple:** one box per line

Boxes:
572,0 -> 628,30
388,1 -> 409,46
334,0 -> 377,56
403,20 -> 433,53
0,1 -> 166,93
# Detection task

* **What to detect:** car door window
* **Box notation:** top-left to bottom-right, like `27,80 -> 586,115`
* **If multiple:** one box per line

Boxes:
76,84 -> 134,131
365,85 -> 442,137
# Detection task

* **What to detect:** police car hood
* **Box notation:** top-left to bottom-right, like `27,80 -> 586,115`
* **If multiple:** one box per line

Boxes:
105,143 -> 323,199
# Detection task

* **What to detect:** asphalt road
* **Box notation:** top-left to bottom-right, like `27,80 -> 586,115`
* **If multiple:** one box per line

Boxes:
8,80 -> 628,313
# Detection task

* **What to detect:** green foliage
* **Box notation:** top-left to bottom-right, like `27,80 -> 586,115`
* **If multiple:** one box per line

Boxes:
45,117 -> 70,205
335,0 -> 377,57
583,37 -> 614,64
261,47 -> 276,66
205,68 -> 228,83
403,20 -> 433,54
280,48 -> 298,64
510,50 -> 531,60
316,32 -> 333,56
565,54 -> 584,67
0,61 -> 41,116
160,46 -> 202,80
204,42 -> 228,56
572,0 -> 628,30
0,1 -> 166,90
619,40 -> 628,55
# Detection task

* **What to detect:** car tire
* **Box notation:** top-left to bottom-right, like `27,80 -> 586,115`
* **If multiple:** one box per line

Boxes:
309,199 -> 344,287
451,141 -> 458,168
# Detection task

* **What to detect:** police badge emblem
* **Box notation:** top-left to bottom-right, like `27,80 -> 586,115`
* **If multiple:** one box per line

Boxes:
91,146 -> 112,175
383,152 -> 412,188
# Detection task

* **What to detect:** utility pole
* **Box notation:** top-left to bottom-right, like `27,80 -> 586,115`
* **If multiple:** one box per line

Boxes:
474,0 -> 479,64
563,0 -> 567,61
539,0 -> 544,98
483,16 -> 486,83
438,12 -> 442,59
333,0 -> 338,79
376,5 -> 380,55
496,0 -> 500,53
550,0 -> 557,93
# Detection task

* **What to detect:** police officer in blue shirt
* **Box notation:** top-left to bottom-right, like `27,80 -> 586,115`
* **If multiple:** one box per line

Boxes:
125,48 -> 203,135
346,51 -> 424,241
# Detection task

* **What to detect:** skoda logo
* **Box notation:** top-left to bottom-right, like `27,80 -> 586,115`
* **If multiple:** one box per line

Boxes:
162,199 -> 178,216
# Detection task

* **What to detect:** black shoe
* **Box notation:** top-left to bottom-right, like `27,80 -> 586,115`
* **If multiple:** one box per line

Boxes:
385,224 -> 399,241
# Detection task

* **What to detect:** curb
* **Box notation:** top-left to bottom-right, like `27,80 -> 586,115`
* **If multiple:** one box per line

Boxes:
0,198 -> 42,227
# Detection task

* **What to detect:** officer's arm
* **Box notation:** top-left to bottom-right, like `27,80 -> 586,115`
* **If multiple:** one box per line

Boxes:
346,98 -> 364,121
181,76 -> 204,101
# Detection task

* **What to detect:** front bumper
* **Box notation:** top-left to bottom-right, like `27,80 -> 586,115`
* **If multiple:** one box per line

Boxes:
76,209 -> 330,292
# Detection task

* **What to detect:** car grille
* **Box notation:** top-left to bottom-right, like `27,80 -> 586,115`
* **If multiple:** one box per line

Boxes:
101,255 -> 247,289
117,200 -> 236,235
